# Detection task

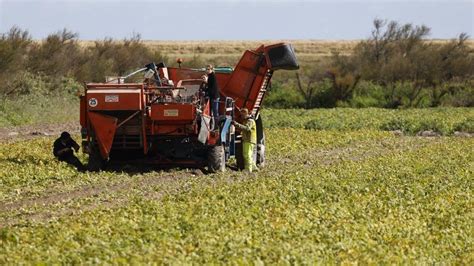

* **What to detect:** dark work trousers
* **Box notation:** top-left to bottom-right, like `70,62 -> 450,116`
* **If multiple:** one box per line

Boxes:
212,97 -> 220,118
59,155 -> 85,171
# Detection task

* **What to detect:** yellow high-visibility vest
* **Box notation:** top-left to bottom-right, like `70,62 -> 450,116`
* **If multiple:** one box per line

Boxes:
237,118 -> 257,144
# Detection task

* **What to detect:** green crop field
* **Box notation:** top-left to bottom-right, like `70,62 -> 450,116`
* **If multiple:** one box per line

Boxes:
0,108 -> 472,264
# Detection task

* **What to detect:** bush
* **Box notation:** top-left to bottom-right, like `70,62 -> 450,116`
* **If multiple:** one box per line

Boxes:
28,29 -> 84,78
349,81 -> 386,108
265,82 -> 305,108
1,27 -> 170,85
1,24 -> 473,110
0,27 -> 31,75
311,79 -> 338,108
380,117 -> 418,134
2,71 -> 49,96
453,118 -> 474,133
439,84 -> 474,107
330,20 -> 473,108
77,35 -> 166,82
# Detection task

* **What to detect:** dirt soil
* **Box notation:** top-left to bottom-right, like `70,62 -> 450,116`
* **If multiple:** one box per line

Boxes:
0,122 -> 81,142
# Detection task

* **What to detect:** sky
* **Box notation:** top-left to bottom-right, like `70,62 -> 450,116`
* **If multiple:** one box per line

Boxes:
0,0 -> 472,40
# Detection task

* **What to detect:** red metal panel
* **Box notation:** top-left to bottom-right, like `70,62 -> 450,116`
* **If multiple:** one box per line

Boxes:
220,49 -> 267,112
86,89 -> 143,111
150,104 -> 195,122
88,112 -> 117,159
203,99 -> 210,116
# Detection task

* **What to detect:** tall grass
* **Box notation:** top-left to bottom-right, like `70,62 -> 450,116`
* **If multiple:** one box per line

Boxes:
0,96 -> 79,128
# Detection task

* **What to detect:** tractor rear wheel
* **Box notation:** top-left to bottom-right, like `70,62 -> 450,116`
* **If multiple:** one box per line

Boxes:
256,135 -> 265,168
87,147 -> 105,172
207,145 -> 225,173
256,115 -> 265,168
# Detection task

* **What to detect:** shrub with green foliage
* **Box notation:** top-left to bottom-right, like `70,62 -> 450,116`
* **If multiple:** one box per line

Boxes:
0,27 -> 167,97
265,82 -> 305,108
330,19 -> 473,108
1,23 -> 473,109
453,117 -> 474,133
285,19 -> 474,109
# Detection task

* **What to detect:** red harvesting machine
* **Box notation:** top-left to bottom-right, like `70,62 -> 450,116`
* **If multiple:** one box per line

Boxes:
79,43 -> 299,172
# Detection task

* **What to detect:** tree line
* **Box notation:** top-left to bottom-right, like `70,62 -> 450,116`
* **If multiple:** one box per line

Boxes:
0,27 -> 170,97
1,20 -> 473,108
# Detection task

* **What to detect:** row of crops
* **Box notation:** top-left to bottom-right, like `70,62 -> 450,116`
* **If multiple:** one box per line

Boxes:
263,108 -> 474,135
0,108 -> 472,263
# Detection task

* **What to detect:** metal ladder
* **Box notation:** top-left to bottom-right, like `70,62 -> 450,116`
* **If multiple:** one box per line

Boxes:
251,70 -> 273,117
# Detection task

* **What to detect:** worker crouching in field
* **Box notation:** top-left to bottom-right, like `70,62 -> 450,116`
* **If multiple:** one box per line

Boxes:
232,108 -> 259,173
53,132 -> 86,172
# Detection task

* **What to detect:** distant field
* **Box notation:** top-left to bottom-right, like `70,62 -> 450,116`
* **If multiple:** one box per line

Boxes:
77,39 -> 474,66
78,40 -> 358,65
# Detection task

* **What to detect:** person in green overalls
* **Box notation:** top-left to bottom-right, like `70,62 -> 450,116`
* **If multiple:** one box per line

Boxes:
232,108 -> 258,172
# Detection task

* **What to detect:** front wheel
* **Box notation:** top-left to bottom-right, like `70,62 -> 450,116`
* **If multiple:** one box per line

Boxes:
256,141 -> 265,168
207,145 -> 225,173
256,115 -> 265,168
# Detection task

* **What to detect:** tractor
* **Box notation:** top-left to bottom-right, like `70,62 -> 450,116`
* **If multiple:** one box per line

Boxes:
79,43 -> 299,172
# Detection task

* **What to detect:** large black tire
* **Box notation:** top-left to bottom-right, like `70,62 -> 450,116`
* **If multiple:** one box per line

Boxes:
256,115 -> 265,168
256,139 -> 265,168
87,146 -> 105,172
207,145 -> 225,173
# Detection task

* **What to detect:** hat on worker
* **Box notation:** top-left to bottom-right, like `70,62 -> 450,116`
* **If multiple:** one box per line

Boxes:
60,131 -> 71,139
240,108 -> 250,118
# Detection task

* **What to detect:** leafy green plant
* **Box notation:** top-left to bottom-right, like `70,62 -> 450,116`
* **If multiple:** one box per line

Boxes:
265,82 -> 305,109
263,108 -> 474,135
0,127 -> 472,264
0,109 -> 472,264
380,117 -> 419,134
453,117 -> 474,133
